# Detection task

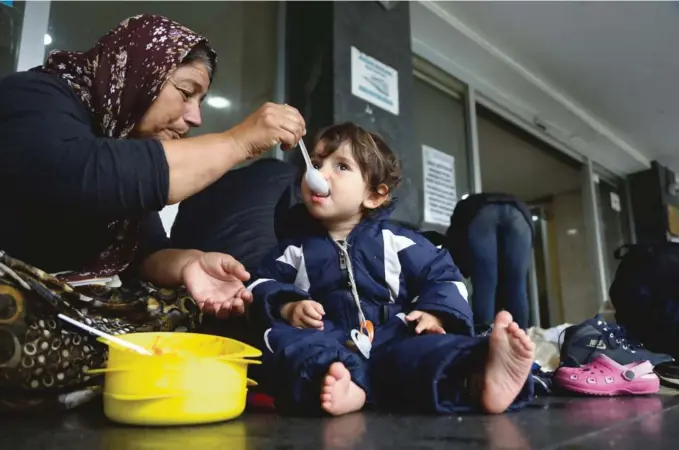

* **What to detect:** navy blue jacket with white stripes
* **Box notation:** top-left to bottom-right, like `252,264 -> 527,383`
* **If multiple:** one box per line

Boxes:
248,203 -> 474,335
246,203 -> 534,415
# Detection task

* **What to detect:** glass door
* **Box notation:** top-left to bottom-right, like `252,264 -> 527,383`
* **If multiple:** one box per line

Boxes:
412,56 -> 471,234
412,56 -> 473,298
595,177 -> 633,301
527,206 -> 560,328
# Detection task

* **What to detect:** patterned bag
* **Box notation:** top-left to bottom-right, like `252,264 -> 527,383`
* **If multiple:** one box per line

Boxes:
0,251 -> 201,413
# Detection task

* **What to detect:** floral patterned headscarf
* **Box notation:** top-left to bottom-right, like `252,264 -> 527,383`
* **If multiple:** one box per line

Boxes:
32,14 -> 216,139
27,15 -> 217,280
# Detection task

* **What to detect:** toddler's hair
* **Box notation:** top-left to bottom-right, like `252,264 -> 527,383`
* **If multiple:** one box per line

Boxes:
311,122 -> 402,209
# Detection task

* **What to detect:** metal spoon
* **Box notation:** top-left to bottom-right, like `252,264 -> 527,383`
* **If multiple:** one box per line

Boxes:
298,139 -> 329,196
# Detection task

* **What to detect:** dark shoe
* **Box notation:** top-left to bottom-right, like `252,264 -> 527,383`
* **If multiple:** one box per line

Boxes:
654,362 -> 679,390
560,315 -> 674,367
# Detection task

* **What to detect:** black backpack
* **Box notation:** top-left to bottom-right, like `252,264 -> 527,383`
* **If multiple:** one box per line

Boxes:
609,242 -> 679,359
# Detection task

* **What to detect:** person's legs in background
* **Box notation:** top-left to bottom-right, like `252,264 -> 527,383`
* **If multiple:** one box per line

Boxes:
467,205 -> 500,327
496,205 -> 533,329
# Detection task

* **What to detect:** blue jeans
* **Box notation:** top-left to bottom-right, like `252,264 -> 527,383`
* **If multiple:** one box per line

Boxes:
468,204 -> 533,329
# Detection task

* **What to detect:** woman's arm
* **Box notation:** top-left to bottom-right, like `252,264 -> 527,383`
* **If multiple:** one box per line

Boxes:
142,249 -> 254,318
133,213 -> 252,318
131,213 -> 198,286
139,248 -> 203,287
0,74 -> 304,218
162,102 -> 305,204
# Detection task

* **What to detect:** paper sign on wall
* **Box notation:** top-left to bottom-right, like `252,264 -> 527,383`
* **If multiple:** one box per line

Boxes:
610,192 -> 621,212
423,145 -> 457,227
350,46 -> 399,116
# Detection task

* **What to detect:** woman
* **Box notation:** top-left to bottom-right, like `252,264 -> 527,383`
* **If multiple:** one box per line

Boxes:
0,14 -> 305,411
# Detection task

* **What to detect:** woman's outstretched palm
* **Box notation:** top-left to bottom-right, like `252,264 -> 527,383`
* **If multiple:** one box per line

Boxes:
182,252 -> 253,318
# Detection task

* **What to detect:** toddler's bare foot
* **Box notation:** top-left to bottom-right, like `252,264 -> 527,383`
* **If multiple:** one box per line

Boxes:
320,362 -> 366,416
482,311 -> 535,414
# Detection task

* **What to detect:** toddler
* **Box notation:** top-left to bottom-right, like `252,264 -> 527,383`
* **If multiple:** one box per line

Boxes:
248,123 -> 535,416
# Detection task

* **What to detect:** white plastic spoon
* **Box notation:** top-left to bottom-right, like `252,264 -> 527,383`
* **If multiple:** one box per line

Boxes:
298,139 -> 329,196
57,313 -> 153,356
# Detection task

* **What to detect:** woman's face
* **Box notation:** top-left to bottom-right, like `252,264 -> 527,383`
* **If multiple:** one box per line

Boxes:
134,60 -> 210,140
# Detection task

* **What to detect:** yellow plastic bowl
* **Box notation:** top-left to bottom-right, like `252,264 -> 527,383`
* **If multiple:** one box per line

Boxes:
103,390 -> 249,426
93,332 -> 262,426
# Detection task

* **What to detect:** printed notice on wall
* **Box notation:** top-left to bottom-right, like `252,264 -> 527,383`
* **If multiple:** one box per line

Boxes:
610,192 -> 621,212
423,145 -> 457,227
350,46 -> 399,116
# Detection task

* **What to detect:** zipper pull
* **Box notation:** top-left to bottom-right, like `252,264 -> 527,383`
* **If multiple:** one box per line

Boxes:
337,240 -> 348,270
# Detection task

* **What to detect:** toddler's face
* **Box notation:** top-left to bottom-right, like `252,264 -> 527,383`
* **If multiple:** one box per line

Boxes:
302,142 -> 373,223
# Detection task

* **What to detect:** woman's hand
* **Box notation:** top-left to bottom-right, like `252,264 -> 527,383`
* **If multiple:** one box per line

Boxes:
281,300 -> 325,330
227,102 -> 306,158
181,252 -> 253,318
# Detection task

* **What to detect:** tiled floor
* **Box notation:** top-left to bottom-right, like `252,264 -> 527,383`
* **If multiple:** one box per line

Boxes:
1,392 -> 679,449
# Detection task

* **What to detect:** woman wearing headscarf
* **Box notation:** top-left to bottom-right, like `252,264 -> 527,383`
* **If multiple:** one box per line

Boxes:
0,14 -> 305,411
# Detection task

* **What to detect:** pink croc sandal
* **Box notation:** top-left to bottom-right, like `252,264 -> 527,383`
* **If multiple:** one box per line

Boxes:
555,354 -> 660,396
